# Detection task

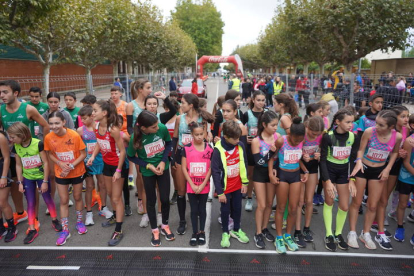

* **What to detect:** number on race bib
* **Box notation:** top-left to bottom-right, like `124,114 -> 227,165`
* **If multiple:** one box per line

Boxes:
21,155 -> 42,169
182,134 -> 193,145
366,148 -> 389,162
97,139 -> 111,152
144,139 -> 165,158
87,143 -> 96,155
190,162 -> 207,176
34,126 -> 40,136
332,146 -> 351,160
228,164 -> 240,178
56,151 -> 75,162
284,149 -> 302,164
249,127 -> 258,137
303,145 -> 319,156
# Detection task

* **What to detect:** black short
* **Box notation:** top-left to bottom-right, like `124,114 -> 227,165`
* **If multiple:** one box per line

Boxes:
247,144 -> 255,167
396,180 -> 414,195
300,159 -> 319,174
103,163 -> 127,179
390,158 -> 403,176
10,156 -> 16,178
327,162 -> 349,184
55,175 -> 84,185
355,163 -> 386,181
278,169 -> 300,184
175,146 -> 183,165
253,166 -> 270,183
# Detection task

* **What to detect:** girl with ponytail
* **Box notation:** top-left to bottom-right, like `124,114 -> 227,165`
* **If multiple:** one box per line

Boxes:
274,94 -> 299,136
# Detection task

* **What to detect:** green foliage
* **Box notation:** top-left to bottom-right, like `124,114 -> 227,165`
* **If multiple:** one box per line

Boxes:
402,47 -> 414,58
231,44 -> 266,70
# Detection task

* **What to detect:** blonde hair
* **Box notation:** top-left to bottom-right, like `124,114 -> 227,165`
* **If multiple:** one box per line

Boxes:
7,122 -> 32,144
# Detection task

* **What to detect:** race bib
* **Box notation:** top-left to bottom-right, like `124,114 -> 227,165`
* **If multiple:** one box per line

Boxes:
190,162 -> 207,176
284,149 -> 302,164
21,155 -> 42,169
366,148 -> 389,162
303,145 -> 319,156
228,163 -> 240,178
182,134 -> 193,145
333,146 -> 351,160
56,151 -> 75,162
249,127 -> 258,137
144,139 -> 165,158
97,139 -> 111,152
87,142 -> 96,155
34,126 -> 40,136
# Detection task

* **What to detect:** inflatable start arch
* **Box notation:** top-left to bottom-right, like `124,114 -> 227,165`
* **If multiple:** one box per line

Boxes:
197,55 -> 244,78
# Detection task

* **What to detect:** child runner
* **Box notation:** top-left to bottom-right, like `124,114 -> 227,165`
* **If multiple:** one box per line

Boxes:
357,94 -> 384,135
182,122 -> 213,246
63,92 -> 80,128
251,111 -> 279,249
27,87 -> 48,139
349,110 -> 401,250
320,108 -> 359,252
318,100 -> 331,130
44,111 -> 87,246
0,121 -> 12,242
87,100 -> 126,246
212,120 -> 250,248
127,111 -> 174,246
10,122 -> 62,244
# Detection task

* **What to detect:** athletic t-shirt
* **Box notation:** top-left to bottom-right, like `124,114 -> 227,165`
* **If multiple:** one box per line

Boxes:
64,107 -> 80,125
1,102 -> 35,135
44,128 -> 86,178
126,123 -> 171,177
224,147 -> 242,194
27,102 -> 48,138
13,138 -> 44,180
116,101 -> 127,133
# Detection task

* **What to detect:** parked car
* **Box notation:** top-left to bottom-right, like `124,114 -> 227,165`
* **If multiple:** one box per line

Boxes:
177,79 -> 207,101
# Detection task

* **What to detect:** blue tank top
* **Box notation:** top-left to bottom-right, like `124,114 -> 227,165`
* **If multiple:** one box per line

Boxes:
246,109 -> 263,137
278,135 -> 303,170
277,113 -> 290,136
82,126 -> 103,164
258,132 -> 279,167
178,114 -> 203,147
398,134 -> 414,184
363,128 -> 396,163
132,100 -> 143,125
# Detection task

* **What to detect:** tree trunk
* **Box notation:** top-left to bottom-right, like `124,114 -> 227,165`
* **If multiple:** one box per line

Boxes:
303,63 -> 309,75
42,64 -> 51,102
112,60 -> 118,76
318,63 -> 325,76
85,67 -> 93,95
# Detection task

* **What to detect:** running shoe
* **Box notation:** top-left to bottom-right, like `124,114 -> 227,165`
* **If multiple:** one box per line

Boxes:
52,219 -> 62,232
0,225 -> 7,239
375,234 -> 393,251
410,234 -> 414,246
13,211 -> 28,225
108,231 -> 124,246
230,229 -> 249,243
76,222 -> 87,235
313,194 -> 319,206
270,210 -> 275,222
137,200 -> 144,215
254,233 -> 266,249
221,232 -> 230,248
157,213 -> 162,227
370,225 -> 391,237
68,199 -> 73,207
139,214 -> 149,228
26,219 -> 40,235
362,196 -> 368,206
325,235 -> 337,251
275,237 -> 287,254
99,206 -> 113,219
176,220 -> 187,235
151,229 -> 161,247
228,217 -> 234,231
102,216 -> 116,228
68,185 -> 73,194
394,227 -> 405,242
347,231 -> 359,249
388,210 -> 397,222
85,212 -> 94,226
198,232 -> 206,245
125,205 -> 132,216
189,233 -> 198,246
359,231 -> 377,249
407,213 -> 414,223
317,194 -> 324,205
245,198 -> 253,212
303,228 -> 314,242
4,227 -> 18,243
262,228 -> 275,242
128,176 -> 134,190
56,230 -> 70,246
334,234 -> 349,250
283,234 -> 298,251
294,232 -> 306,248
282,219 -> 287,230
170,190 -> 178,205
161,225 -> 175,241
24,229 -> 39,244
271,223 -> 276,230
82,183 -> 86,192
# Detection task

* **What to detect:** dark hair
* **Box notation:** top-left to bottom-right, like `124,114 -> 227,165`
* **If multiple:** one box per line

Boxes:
329,108 -> 354,131
305,116 -> 324,132
183,94 -> 214,123
78,105 -> 93,117
118,115 -> 124,126
29,86 -> 42,95
110,86 -> 122,93
192,78 -> 197,83
249,91 -> 266,109
390,105 -> 408,116
48,111 -> 65,122
223,100 -> 237,112
133,110 -> 158,149
344,105 -> 357,117
95,99 -> 120,128
80,94 -> 97,105
409,114 -> 414,125
169,91 -> 178,97
225,89 -> 241,101
188,121 -> 205,133
377,110 -> 397,128
64,92 -> 76,100
369,93 -> 383,103
144,95 -> 159,109
274,93 -> 299,118
131,78 -> 150,99
222,120 -> 241,139
212,95 -> 225,115
199,98 -> 207,109
47,92 -> 60,101
257,110 -> 278,138
358,106 -> 369,118
0,80 -> 21,95
304,103 -> 322,122
290,117 -> 305,136
163,98 -> 179,113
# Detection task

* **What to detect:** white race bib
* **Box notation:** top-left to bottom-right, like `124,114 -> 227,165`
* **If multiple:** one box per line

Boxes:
97,139 -> 111,152
21,155 -> 42,169
190,162 -> 207,176
144,139 -> 165,158
303,145 -> 319,156
56,151 -> 74,162
34,126 -> 40,136
87,142 -> 96,155
366,148 -> 389,162
228,163 -> 240,178
182,134 -> 193,145
249,127 -> 258,137
284,149 -> 302,164
333,146 -> 351,160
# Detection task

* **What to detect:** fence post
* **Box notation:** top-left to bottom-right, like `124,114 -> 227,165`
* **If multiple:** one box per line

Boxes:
89,73 -> 94,95
350,73 -> 355,107
126,74 -> 130,102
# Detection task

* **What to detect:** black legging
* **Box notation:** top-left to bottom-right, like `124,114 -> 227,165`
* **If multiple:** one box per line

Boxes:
142,171 -> 171,229
298,90 -> 309,107
266,93 -> 273,106
188,193 -> 208,234
122,176 -> 130,206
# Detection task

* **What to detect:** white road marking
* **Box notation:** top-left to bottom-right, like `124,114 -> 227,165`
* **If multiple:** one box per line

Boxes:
216,78 -> 220,100
26,266 -> 80,270
198,176 -> 213,252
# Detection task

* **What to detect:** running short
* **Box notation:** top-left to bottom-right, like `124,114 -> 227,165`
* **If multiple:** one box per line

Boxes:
85,160 -> 103,177
300,159 -> 319,174
175,146 -> 183,165
396,180 -> 414,195
55,175 -> 84,185
253,166 -> 270,183
327,163 -> 349,184
10,156 -> 17,178
278,169 -> 300,184
247,144 -> 255,167
103,163 -> 127,179
390,158 -> 403,176
355,163 -> 386,181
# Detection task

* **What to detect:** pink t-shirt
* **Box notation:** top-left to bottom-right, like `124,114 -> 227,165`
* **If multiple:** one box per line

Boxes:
184,142 -> 213,194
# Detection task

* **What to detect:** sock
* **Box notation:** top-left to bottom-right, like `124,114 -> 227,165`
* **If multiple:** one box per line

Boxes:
283,233 -> 291,239
398,224 -> 403,228
101,205 -> 106,210
378,231 -> 385,235
372,221 -> 378,226
76,210 -> 82,223
276,235 -> 283,240
303,226 -> 310,231
6,218 -> 15,229
177,195 -> 186,221
87,210 -> 92,213
128,174 -> 133,178
248,197 -> 252,199
115,222 -> 122,232
335,208 -> 348,236
61,217 -> 69,231
323,203 -> 333,237
294,229 -> 301,235
113,210 -> 117,219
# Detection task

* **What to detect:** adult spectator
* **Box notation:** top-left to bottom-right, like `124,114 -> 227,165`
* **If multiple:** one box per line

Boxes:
295,75 -> 309,108
169,76 -> 177,92
230,74 -> 241,92
265,76 -> 274,107
114,77 -> 123,90
191,78 -> 198,95
273,76 -> 285,96
396,76 -> 408,103
332,68 -> 344,90
241,78 -> 252,106
376,78 -> 400,109
288,74 -> 296,97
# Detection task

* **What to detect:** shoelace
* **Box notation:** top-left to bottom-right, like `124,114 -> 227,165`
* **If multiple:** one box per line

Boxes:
162,226 -> 171,234
111,231 -> 121,240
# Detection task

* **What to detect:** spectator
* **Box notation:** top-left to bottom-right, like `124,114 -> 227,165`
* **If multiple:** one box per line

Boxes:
288,74 -> 296,97
241,78 -> 252,106
265,76 -> 274,107
114,77 -> 123,90
295,75 -> 309,108
396,76 -> 408,103
376,78 -> 400,109
169,76 -> 177,92
191,78 -> 198,95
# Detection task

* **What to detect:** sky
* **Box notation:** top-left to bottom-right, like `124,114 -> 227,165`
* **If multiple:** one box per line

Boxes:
148,0 -> 280,56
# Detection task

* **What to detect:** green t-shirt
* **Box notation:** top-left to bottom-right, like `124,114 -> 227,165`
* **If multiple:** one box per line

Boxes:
13,138 -> 44,180
27,101 -> 48,139
64,107 -> 80,125
1,102 -> 35,135
127,123 -> 171,177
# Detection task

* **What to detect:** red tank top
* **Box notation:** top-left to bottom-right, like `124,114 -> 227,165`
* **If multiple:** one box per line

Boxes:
95,122 -> 119,166
224,147 -> 242,194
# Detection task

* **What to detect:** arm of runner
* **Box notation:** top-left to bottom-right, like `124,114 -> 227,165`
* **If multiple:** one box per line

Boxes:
28,105 -> 50,134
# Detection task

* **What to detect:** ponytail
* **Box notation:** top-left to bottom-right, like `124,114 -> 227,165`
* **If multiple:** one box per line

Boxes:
183,94 -> 214,124
274,93 -> 298,118
133,110 -> 158,149
95,99 -> 120,129
328,108 -> 353,131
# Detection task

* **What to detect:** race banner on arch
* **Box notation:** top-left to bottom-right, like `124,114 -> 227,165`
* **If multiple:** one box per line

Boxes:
197,55 -> 244,78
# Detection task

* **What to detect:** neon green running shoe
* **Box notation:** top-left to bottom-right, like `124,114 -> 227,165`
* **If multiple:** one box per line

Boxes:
230,229 -> 250,243
275,237 -> 287,254
284,234 -> 299,251
221,232 -> 230,248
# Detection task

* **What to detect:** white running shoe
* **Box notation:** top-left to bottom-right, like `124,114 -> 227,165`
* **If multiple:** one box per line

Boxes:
99,206 -> 113,219
359,231 -> 377,250
140,214 -> 149,228
137,200 -> 144,215
68,199 -> 74,207
245,198 -> 253,212
347,231 -> 359,249
85,212 -> 94,226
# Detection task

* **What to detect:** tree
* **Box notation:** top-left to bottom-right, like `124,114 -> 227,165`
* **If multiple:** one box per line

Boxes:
171,0 -> 224,57
231,44 -> 266,70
